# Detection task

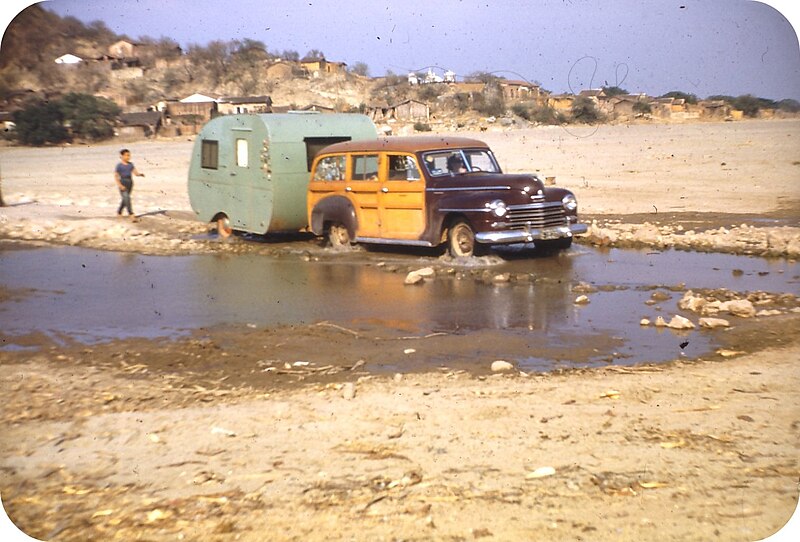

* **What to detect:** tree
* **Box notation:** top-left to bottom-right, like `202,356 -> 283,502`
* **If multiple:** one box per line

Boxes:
349,61 -> 370,77
304,48 -> 325,60
633,101 -> 652,115
777,99 -> 800,113
59,93 -> 120,141
602,86 -> 628,97
13,100 -> 70,146
661,90 -> 698,104
279,49 -> 300,62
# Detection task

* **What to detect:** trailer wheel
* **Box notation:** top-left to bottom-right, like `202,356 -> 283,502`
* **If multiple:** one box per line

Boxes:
327,222 -> 352,247
448,220 -> 480,257
216,215 -> 233,238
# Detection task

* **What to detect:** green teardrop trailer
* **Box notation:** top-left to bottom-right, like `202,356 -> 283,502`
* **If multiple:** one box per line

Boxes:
188,112 -> 377,236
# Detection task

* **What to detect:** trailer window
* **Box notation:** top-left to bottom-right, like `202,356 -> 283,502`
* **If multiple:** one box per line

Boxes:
236,138 -> 248,167
201,140 -> 219,170
304,137 -> 352,171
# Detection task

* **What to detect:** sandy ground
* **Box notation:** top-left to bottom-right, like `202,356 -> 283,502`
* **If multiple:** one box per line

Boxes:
1,119 -> 800,541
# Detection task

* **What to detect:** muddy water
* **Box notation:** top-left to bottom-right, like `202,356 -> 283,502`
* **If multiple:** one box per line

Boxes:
1,244 -> 797,370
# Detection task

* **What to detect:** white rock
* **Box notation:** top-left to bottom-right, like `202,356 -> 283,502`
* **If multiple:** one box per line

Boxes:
404,272 -> 424,285
342,382 -> 356,400
719,299 -> 756,318
756,309 -> 782,317
491,360 -> 515,372
640,318 -> 651,326
526,466 -> 556,479
574,295 -> 590,305
667,315 -> 695,330
654,316 -> 667,327
699,317 -> 730,329
414,267 -> 435,278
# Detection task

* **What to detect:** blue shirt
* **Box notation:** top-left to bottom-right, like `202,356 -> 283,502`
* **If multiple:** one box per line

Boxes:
116,162 -> 134,181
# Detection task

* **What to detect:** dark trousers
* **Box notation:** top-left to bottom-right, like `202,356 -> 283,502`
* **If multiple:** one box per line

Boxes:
117,181 -> 133,215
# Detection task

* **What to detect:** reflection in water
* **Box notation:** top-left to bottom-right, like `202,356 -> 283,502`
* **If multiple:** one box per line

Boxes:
1,245 -> 798,369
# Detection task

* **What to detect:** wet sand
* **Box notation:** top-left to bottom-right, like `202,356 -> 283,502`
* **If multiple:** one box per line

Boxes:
1,119 -> 800,540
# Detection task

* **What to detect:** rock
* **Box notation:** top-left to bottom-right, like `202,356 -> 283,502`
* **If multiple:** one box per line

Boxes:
667,315 -> 695,330
526,466 -> 557,479
491,360 -> 515,372
654,316 -> 667,327
678,291 -> 706,312
756,309 -> 782,317
650,291 -> 671,302
414,267 -> 435,278
341,382 -> 356,400
492,273 -> 511,283
404,272 -> 424,285
719,299 -> 756,318
574,295 -> 590,305
403,348 -> 416,355
572,282 -> 598,294
210,426 -> 237,437
699,317 -> 730,329
640,318 -> 651,326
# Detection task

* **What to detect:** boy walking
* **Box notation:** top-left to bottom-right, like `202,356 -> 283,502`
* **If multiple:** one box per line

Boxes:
115,148 -> 145,218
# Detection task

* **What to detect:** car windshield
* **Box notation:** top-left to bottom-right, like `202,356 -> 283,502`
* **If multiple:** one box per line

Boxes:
422,149 -> 501,176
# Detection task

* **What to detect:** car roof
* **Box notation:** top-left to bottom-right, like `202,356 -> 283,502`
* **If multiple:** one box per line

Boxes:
319,136 -> 491,155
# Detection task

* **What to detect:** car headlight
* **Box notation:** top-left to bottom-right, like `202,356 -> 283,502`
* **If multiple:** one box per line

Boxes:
488,199 -> 507,217
562,194 -> 578,212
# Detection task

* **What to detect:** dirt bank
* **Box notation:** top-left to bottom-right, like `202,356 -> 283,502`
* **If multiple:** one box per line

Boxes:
1,321 -> 798,541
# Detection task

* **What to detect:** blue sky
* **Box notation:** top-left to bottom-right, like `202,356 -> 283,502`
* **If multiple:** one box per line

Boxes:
2,0 -> 799,100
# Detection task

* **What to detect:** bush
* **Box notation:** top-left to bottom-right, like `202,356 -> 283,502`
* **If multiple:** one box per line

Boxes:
59,93 -> 120,141
511,103 -> 564,125
633,101 -> 652,115
414,122 -> 432,132
12,93 -> 121,145
570,96 -> 604,124
13,100 -> 70,145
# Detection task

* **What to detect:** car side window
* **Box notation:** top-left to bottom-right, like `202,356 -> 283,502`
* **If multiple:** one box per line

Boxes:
353,154 -> 379,180
313,155 -> 346,181
388,154 -> 421,181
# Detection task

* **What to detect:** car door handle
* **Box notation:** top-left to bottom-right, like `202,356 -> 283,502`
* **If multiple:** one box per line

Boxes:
381,187 -> 389,193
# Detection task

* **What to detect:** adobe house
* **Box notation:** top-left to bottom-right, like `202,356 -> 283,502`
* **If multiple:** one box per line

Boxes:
119,111 -> 163,138
264,61 -> 295,80
299,103 -> 336,113
166,93 -> 218,122
547,94 -> 575,111
498,80 -> 541,101
300,56 -> 347,78
217,96 -> 273,115
389,99 -> 430,121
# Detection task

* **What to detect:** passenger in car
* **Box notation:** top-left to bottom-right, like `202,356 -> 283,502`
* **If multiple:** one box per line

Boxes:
447,154 -> 467,174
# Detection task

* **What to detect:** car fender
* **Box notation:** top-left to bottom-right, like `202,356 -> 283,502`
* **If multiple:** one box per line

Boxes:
310,196 -> 358,238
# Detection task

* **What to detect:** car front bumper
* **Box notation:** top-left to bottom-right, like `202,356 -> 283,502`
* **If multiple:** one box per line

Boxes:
475,223 -> 588,244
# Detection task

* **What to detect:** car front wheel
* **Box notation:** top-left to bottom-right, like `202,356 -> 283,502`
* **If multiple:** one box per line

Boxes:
448,220 -> 480,257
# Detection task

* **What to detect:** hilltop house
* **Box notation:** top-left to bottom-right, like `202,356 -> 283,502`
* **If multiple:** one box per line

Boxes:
300,56 -> 347,77
498,80 -> 541,101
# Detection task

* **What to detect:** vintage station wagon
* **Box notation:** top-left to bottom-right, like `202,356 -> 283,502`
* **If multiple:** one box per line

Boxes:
307,136 -> 587,256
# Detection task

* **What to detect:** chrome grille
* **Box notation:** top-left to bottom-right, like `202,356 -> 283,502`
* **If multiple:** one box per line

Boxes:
506,202 -> 566,230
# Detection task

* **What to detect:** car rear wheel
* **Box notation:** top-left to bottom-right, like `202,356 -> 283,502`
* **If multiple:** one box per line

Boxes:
327,222 -> 352,248
216,215 -> 233,238
448,220 -> 479,257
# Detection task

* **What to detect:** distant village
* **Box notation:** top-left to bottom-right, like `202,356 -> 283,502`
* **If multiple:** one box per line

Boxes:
1,36 -> 795,141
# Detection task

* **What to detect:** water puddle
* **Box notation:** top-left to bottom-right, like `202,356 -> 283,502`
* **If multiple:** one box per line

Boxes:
1,244 -> 797,371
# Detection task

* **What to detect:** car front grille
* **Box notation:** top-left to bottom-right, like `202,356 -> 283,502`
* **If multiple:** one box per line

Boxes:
506,202 -> 566,230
